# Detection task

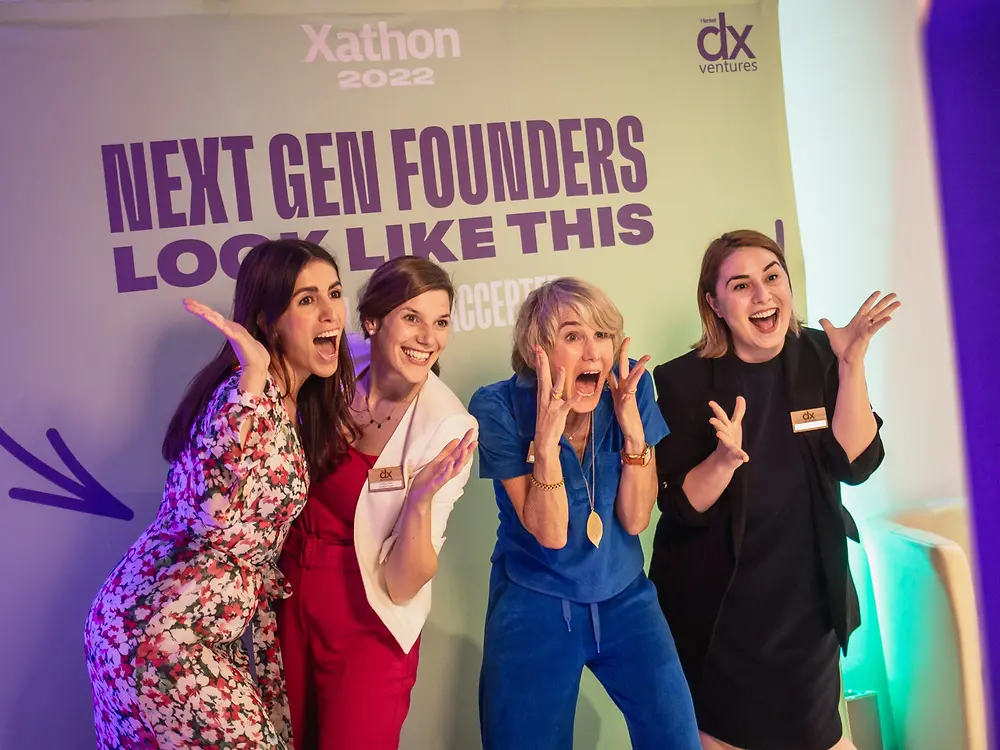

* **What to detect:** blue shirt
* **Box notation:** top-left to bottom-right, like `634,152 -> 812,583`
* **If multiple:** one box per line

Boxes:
468,363 -> 669,603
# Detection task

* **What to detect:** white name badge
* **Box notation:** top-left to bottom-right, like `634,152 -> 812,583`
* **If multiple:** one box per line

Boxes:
368,465 -> 405,492
790,407 -> 829,432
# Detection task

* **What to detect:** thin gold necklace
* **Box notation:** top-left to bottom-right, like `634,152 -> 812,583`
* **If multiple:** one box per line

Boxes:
565,415 -> 589,442
362,392 -> 402,429
358,371 -> 413,429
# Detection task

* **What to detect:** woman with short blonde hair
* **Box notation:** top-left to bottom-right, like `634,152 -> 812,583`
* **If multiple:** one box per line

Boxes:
510,277 -> 625,377
471,277 -> 700,750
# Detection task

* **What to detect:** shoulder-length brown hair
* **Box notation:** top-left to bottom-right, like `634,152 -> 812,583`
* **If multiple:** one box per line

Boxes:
694,229 -> 803,358
356,257 -> 455,376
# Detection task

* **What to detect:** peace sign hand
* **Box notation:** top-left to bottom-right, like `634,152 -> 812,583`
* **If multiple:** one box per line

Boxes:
534,346 -> 582,458
819,291 -> 901,367
607,337 -> 650,444
183,298 -> 270,376
709,397 -> 750,467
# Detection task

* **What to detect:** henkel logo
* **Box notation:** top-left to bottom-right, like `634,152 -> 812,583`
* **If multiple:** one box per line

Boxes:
697,12 -> 758,74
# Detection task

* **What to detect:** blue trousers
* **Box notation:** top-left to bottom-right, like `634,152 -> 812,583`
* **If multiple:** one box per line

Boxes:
479,566 -> 701,750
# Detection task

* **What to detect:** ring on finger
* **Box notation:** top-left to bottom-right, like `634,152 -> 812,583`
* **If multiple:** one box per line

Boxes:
551,389 -> 563,401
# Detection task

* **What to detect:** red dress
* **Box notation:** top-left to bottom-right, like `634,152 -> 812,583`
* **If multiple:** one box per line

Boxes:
277,446 -> 421,750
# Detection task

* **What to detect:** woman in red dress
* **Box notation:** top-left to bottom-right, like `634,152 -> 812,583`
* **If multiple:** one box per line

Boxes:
277,257 -> 478,750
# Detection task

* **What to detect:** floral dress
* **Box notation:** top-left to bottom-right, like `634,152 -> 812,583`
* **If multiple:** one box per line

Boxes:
84,374 -> 309,749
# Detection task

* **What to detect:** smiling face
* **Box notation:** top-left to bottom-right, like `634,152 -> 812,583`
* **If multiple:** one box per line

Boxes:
707,245 -> 794,362
546,306 -> 616,414
271,259 -> 346,391
368,289 -> 452,387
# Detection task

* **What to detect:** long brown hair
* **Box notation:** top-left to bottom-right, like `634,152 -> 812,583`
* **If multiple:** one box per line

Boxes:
162,239 -> 357,482
694,229 -> 802,358
356,257 -> 455,376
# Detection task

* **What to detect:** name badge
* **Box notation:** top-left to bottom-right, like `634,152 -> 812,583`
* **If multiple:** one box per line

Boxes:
368,465 -> 405,492
790,407 -> 828,432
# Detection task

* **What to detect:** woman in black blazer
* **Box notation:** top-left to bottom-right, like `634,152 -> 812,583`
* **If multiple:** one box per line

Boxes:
648,230 -> 899,750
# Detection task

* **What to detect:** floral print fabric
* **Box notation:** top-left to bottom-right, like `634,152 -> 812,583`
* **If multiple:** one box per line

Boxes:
84,374 -> 308,749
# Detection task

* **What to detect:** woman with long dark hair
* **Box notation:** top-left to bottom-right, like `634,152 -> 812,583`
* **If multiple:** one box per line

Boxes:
649,229 -> 899,750
84,239 -> 354,749
277,256 -> 477,750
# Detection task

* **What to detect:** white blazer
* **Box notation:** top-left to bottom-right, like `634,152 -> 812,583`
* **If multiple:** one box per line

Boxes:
348,333 -> 478,653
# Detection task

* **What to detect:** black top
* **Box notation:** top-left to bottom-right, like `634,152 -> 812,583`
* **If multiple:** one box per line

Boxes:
692,354 -> 842,748
648,328 -> 884,698
710,355 -> 830,653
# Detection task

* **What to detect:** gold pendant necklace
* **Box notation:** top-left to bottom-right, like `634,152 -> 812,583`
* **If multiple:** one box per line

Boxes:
582,410 -> 603,548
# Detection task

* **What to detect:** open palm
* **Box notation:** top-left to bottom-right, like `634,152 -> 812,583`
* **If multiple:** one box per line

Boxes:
407,429 -> 477,507
183,298 -> 270,374
607,337 -> 651,441
819,291 -> 901,366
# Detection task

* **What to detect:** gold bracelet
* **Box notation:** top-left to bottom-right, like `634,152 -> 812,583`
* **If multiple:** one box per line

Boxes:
530,474 -> 565,491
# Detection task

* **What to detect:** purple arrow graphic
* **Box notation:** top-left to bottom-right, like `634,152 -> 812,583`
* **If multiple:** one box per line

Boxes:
0,426 -> 133,521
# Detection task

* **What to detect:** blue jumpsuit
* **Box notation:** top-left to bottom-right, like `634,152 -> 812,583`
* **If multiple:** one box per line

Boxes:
469,367 -> 701,750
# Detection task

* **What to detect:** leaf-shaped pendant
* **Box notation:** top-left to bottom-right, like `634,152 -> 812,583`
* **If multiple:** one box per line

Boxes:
586,510 -> 603,548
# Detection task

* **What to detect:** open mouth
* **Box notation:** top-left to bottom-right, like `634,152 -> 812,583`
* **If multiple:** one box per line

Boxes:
575,371 -> 601,397
313,329 -> 340,361
402,346 -> 433,366
748,308 -> 779,334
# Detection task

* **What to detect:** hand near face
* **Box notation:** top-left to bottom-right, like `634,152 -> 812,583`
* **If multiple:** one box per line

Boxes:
607,337 -> 650,443
183,298 -> 270,376
819,291 -> 900,367
534,346 -> 582,456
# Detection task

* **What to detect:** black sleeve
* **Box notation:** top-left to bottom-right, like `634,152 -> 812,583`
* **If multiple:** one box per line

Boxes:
654,362 -> 720,527
822,410 -> 886,486
817,336 -> 886,485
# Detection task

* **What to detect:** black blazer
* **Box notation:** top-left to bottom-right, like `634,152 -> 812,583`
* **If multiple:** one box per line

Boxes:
647,327 -> 884,683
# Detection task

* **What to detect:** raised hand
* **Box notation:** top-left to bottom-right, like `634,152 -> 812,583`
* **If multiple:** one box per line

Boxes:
607,337 -> 651,444
183,298 -> 270,376
819,291 -> 901,367
709,397 -> 749,466
534,346 -> 582,456
406,429 -> 478,507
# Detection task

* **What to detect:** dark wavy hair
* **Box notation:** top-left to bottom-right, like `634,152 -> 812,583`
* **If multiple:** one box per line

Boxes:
161,239 -> 358,481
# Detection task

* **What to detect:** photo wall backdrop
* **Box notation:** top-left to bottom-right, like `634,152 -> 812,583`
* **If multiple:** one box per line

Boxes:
0,2 -> 802,747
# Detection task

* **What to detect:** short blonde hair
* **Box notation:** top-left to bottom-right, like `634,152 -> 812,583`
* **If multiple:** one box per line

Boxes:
695,230 -> 802,358
511,277 -> 625,378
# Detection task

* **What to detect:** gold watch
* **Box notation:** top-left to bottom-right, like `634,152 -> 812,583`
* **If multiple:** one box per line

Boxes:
621,443 -> 652,466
